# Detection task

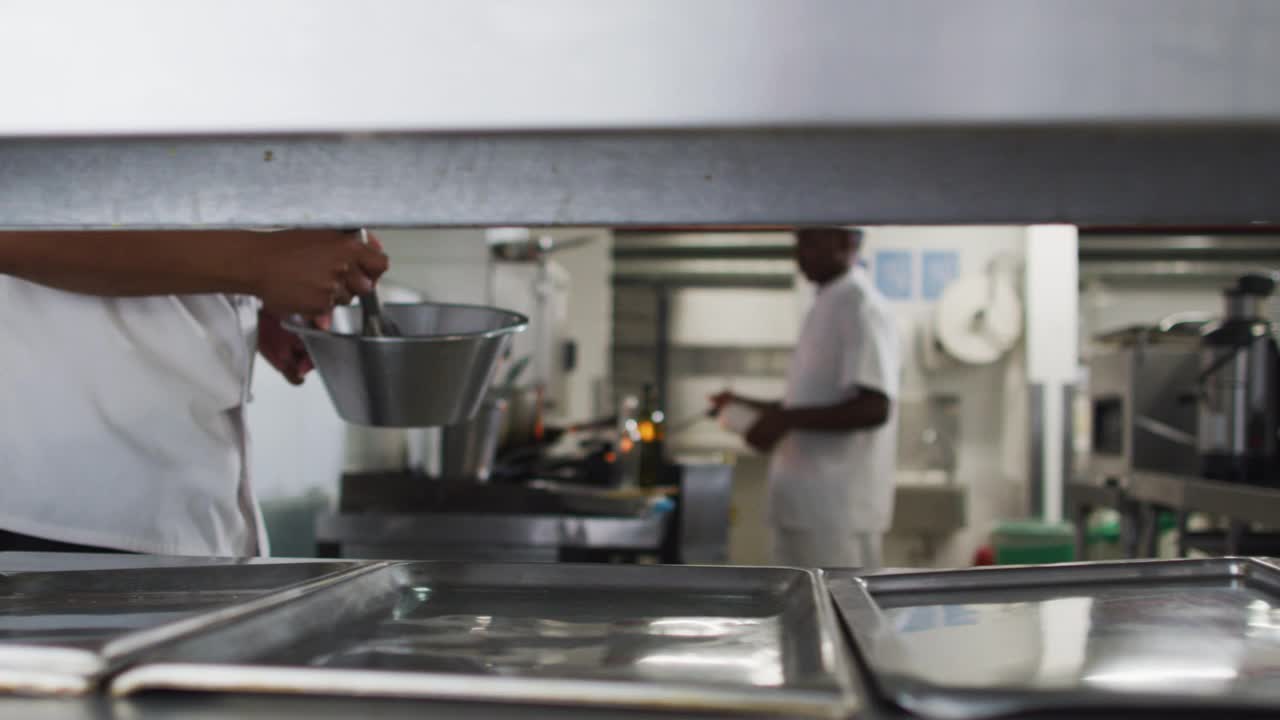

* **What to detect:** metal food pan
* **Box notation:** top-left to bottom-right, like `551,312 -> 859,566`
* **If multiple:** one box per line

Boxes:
827,557 -> 1280,720
0,560 -> 369,696
111,562 -> 857,717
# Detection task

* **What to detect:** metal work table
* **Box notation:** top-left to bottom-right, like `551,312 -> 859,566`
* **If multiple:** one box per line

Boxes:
0,695 -> 1180,720
1065,480 -> 1139,560
7,553 -> 1280,719
315,510 -> 670,561
1070,472 -> 1280,558
1126,470 -> 1280,525
0,694 -> 784,720
0,552 -> 875,720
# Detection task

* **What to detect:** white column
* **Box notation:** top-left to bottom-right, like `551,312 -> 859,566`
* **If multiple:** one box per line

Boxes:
1024,225 -> 1079,522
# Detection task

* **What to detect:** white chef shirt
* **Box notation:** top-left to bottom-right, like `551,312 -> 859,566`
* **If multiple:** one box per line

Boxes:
0,278 -> 266,556
768,267 -> 900,533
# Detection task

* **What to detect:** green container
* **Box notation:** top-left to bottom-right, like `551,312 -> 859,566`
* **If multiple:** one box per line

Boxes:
993,520 -> 1076,565
1084,517 -> 1122,561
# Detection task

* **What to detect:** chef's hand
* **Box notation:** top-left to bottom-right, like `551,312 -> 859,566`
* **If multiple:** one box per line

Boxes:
258,309 -> 315,385
248,230 -> 389,316
708,390 -> 738,414
745,407 -> 790,453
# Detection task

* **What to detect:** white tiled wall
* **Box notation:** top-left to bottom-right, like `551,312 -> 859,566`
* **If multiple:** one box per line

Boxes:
861,227 -> 1031,568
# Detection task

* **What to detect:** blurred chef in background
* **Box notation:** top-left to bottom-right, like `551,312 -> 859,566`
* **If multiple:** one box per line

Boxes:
712,227 -> 899,569
0,229 -> 388,556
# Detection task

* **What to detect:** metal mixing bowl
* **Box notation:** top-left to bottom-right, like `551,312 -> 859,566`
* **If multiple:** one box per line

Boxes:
285,302 -> 528,427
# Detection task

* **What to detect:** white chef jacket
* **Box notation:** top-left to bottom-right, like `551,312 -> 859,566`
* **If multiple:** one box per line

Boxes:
0,278 -> 266,556
768,267 -> 900,533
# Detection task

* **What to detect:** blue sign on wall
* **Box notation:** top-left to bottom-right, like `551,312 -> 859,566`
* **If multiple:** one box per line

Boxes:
922,250 -> 960,300
873,250 -> 913,301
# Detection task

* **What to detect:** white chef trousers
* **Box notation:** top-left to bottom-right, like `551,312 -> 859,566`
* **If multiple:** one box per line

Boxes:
772,527 -> 882,570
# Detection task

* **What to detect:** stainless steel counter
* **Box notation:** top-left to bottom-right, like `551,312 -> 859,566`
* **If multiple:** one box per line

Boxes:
829,558 -> 1280,720
0,693 -> 1165,720
7,553 -> 1280,718
0,554 -> 860,716
315,510 -> 670,562
0,694 -> 787,720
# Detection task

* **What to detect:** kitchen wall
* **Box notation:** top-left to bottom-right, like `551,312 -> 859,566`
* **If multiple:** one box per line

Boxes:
535,228 -> 614,421
867,227 -> 1030,568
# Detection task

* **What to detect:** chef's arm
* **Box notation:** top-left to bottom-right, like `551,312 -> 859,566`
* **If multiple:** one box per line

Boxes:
709,390 -> 779,413
780,386 -> 890,432
728,395 -> 780,412
0,230 -> 388,316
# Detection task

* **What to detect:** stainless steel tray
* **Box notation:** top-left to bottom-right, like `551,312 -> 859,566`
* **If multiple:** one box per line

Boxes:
0,560 -> 366,696
827,557 -> 1280,719
111,562 -> 857,717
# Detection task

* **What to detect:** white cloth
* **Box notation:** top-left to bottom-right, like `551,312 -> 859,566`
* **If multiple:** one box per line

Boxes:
0,278 -> 266,556
772,528 -> 882,570
768,266 -> 900,535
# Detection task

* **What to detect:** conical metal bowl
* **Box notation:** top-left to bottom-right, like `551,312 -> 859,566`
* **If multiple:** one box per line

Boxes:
285,302 -> 527,427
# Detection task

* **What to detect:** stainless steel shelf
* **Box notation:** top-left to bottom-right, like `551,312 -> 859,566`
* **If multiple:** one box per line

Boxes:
1126,471 -> 1280,527
7,0 -> 1280,135
5,1 -> 1280,227
1072,472 -> 1280,559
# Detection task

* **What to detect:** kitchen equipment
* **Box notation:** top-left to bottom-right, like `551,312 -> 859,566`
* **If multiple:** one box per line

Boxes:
487,229 -> 595,262
1087,323 -> 1202,480
285,303 -> 527,427
316,472 -> 668,562
352,229 -> 401,338
440,395 -> 507,482
111,562 -> 856,717
496,383 -> 542,450
1198,273 -> 1280,485
828,557 -> 1280,720
0,561 -> 362,696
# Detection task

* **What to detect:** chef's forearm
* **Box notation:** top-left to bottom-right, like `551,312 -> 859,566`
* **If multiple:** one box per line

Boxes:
782,389 -> 890,432
0,231 -> 258,297
731,394 -> 781,412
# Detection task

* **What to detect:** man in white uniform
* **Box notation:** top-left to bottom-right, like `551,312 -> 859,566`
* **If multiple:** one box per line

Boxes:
0,230 -> 389,556
713,227 -> 899,569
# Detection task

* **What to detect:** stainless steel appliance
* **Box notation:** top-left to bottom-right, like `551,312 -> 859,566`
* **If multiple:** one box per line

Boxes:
1088,324 -> 1202,480
440,396 -> 507,482
314,457 -> 733,564
1198,274 -> 1280,485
